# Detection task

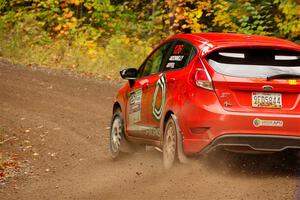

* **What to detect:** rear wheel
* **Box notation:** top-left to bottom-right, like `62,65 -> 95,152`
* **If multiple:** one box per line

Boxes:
163,118 -> 177,169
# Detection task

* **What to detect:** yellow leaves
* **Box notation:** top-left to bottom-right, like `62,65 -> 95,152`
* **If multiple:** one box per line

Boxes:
54,24 -> 62,32
212,0 -> 238,31
175,7 -> 182,13
102,13 -> 110,19
279,0 -> 294,15
291,24 -> 300,35
73,0 -> 82,6
186,10 -> 202,19
66,21 -> 77,30
163,0 -> 212,33
137,40 -> 144,46
275,0 -> 300,39
59,29 -> 66,35
67,0 -> 83,6
183,10 -> 203,32
195,10 -> 203,19
86,42 -> 97,59
3,0 -> 300,53
84,2 -> 93,11
182,24 -> 188,29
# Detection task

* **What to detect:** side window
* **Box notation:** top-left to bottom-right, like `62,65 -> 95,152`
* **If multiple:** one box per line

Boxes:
140,42 -> 173,77
162,41 -> 196,71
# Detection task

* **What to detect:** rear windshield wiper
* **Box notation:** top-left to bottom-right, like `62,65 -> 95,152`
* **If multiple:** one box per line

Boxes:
267,74 -> 300,80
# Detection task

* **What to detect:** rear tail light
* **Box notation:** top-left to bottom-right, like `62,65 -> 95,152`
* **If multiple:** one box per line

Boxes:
194,59 -> 214,91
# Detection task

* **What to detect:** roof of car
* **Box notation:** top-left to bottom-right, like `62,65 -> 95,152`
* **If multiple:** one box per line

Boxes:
169,33 -> 300,56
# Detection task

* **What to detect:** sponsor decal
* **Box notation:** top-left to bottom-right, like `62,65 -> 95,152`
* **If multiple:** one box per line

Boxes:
128,89 -> 142,124
145,128 -> 161,137
127,125 -> 161,137
253,118 -> 283,127
169,55 -> 184,61
166,62 -> 175,69
152,75 -> 166,120
173,44 -> 184,54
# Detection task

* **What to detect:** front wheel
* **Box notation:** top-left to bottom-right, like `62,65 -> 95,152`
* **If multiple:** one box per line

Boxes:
163,118 -> 177,169
109,111 -> 123,159
109,108 -> 144,159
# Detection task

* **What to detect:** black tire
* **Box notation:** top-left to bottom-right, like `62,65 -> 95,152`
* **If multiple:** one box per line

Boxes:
163,117 -> 177,169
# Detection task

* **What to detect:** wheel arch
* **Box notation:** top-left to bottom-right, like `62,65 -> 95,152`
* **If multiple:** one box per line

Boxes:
163,110 -> 174,132
113,101 -> 122,114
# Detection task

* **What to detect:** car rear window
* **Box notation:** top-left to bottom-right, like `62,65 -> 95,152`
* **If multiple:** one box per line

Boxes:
206,48 -> 300,78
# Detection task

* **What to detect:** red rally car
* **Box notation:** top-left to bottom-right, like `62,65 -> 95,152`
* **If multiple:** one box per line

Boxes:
109,33 -> 300,168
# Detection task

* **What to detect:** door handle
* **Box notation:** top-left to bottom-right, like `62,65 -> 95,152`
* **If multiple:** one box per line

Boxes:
168,78 -> 176,84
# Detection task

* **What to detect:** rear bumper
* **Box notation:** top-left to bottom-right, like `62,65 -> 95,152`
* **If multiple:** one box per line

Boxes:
178,90 -> 300,154
200,134 -> 300,153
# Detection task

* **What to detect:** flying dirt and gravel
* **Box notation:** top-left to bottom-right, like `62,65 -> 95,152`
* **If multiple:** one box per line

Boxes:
0,61 -> 300,200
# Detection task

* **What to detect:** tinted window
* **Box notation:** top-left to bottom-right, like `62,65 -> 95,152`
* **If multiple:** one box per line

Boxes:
140,42 -> 173,77
162,41 -> 196,71
206,48 -> 300,78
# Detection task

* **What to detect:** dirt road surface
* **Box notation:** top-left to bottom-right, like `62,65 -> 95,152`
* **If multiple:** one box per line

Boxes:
0,61 -> 300,200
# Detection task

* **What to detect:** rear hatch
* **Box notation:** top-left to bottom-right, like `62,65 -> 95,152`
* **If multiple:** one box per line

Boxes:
204,48 -> 300,114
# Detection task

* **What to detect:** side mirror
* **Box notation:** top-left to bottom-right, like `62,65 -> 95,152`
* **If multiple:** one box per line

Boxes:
120,68 -> 138,80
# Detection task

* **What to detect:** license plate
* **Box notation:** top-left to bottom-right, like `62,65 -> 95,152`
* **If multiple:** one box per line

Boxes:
252,92 -> 282,108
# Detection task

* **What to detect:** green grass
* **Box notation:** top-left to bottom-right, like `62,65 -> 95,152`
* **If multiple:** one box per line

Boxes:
0,31 -> 152,79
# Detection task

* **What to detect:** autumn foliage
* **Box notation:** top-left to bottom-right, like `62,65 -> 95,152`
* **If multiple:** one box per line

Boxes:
0,0 -> 299,77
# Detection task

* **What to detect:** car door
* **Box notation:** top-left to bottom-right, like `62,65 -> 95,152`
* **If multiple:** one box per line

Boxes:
147,40 -> 198,129
126,41 -> 174,139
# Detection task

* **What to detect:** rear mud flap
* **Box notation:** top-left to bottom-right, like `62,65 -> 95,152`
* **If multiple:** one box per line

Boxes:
171,114 -> 188,164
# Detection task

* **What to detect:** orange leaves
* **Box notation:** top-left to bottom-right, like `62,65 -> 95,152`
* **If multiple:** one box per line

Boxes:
0,155 -> 20,182
54,24 -> 62,32
66,0 -> 84,6
63,10 -> 73,19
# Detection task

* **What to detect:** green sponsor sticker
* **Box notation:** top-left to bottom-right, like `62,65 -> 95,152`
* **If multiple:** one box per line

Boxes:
253,118 -> 283,127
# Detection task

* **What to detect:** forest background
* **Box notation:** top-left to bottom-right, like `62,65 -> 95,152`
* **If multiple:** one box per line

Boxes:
0,0 -> 299,79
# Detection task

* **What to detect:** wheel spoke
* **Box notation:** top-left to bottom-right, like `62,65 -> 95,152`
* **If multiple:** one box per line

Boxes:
163,119 -> 177,169
110,116 -> 122,154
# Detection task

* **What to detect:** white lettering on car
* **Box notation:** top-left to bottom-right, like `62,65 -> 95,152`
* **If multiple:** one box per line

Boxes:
169,55 -> 184,61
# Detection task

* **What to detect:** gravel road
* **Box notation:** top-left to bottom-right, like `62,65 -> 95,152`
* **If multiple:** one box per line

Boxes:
0,61 -> 299,200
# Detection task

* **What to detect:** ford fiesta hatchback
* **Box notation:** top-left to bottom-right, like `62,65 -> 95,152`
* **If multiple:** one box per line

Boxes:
109,33 -> 300,168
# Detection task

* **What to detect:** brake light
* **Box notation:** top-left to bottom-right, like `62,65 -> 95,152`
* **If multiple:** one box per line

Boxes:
194,59 -> 214,91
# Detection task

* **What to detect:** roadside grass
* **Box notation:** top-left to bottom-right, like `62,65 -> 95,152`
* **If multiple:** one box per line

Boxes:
0,31 -> 152,79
